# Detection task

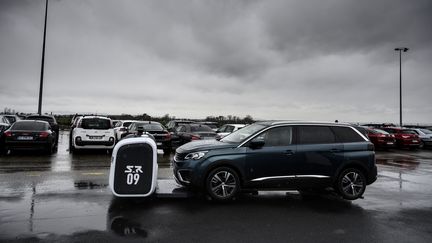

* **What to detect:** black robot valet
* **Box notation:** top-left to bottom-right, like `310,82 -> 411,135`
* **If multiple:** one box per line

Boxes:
109,126 -> 158,197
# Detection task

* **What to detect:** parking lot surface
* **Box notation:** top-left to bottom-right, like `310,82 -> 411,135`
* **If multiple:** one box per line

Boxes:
0,131 -> 432,242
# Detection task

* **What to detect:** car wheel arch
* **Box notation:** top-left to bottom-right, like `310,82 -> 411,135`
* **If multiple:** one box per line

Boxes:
334,162 -> 369,184
201,161 -> 245,188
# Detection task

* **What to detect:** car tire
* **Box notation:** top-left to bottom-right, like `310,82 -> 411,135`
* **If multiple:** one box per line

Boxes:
45,143 -> 54,155
336,168 -> 366,200
205,167 -> 240,202
419,141 -> 424,149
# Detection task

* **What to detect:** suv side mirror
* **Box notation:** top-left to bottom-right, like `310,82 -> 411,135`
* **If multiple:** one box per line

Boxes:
249,139 -> 265,149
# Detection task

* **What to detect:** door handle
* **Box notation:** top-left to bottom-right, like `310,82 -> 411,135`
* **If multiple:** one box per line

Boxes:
330,148 -> 341,152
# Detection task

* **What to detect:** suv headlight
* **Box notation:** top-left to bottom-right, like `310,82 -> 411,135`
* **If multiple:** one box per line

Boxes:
185,151 -> 208,160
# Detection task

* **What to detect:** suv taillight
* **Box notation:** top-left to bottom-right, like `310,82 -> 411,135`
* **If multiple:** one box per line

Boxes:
4,131 -> 12,137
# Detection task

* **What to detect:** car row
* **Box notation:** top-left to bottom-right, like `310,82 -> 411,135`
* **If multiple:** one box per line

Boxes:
357,125 -> 431,150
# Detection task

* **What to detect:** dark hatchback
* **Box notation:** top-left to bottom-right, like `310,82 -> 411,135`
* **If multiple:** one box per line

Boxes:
2,120 -> 57,154
123,121 -> 172,154
173,121 -> 377,201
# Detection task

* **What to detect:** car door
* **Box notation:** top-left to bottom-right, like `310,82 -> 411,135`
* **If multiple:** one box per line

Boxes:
245,126 -> 297,188
294,125 -> 343,186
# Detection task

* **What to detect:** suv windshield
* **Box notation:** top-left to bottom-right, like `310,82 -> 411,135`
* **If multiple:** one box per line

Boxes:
221,124 -> 266,143
81,118 -> 111,130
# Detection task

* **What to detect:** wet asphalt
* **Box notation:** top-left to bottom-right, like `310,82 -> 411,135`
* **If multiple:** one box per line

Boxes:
0,131 -> 432,242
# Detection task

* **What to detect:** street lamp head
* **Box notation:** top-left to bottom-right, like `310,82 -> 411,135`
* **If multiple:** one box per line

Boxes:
395,47 -> 409,52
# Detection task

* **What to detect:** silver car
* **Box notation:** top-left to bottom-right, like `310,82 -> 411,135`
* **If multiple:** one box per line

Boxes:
412,128 -> 432,148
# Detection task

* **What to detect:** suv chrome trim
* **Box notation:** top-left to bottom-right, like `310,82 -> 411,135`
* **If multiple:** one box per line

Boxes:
176,170 -> 191,184
251,175 -> 330,182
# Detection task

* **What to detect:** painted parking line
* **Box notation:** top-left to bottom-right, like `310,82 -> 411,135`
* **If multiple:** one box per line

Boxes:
81,172 -> 106,176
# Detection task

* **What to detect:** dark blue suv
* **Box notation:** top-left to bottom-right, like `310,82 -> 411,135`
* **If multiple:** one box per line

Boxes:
173,121 -> 377,201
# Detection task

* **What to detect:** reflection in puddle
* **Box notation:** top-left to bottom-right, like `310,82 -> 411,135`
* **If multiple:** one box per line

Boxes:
376,157 -> 420,170
109,217 -> 148,238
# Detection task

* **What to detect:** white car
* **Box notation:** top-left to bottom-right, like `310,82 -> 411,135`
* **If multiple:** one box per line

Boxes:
113,120 -> 140,141
215,124 -> 246,140
412,128 -> 432,148
71,116 -> 116,152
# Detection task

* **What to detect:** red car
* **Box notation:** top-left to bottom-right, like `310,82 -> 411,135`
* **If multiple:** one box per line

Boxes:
367,128 -> 396,149
381,127 -> 421,149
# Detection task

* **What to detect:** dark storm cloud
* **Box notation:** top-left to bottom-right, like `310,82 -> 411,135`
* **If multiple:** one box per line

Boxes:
260,0 -> 432,62
0,0 -> 431,123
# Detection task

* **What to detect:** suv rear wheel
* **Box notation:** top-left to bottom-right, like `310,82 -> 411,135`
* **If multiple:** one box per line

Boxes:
206,167 -> 240,201
336,168 -> 366,200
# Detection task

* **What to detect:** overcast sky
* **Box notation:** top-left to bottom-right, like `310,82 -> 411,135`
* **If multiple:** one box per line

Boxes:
0,0 -> 431,123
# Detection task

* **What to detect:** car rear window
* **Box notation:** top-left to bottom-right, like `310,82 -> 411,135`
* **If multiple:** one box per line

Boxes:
191,125 -> 213,132
297,126 -> 336,144
331,126 -> 365,143
370,129 -> 390,135
401,130 -> 416,134
81,118 -> 111,130
135,123 -> 164,131
11,122 -> 47,131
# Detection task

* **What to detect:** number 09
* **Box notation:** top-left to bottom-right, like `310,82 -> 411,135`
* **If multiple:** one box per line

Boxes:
126,173 -> 140,185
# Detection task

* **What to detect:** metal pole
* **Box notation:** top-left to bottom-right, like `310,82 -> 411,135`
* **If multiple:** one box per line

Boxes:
38,0 -> 48,115
399,49 -> 402,127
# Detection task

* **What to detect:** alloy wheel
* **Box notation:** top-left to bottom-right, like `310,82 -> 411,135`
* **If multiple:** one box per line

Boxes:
206,167 -> 239,201
338,169 -> 366,200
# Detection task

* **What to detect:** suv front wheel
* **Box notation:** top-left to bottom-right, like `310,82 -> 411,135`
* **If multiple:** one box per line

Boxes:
205,167 -> 240,202
336,168 -> 366,200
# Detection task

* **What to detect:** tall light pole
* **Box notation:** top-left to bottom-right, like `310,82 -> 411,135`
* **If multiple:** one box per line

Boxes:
394,47 -> 409,127
38,0 -> 49,115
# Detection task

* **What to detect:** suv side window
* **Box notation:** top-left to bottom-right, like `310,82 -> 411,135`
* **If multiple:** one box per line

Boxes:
218,125 -> 227,133
297,126 -> 336,144
331,127 -> 365,143
253,126 -> 293,147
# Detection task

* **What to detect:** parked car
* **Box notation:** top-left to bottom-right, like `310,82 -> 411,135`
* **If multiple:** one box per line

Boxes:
215,124 -> 246,140
114,120 -> 139,141
2,114 -> 21,124
171,123 -> 216,149
381,127 -> 421,149
166,120 -> 194,132
2,120 -> 57,154
25,115 -> 59,145
198,121 -> 219,131
366,128 -> 396,149
70,116 -> 115,152
0,116 -> 11,154
411,128 -> 432,148
122,121 -> 172,154
173,121 -> 377,201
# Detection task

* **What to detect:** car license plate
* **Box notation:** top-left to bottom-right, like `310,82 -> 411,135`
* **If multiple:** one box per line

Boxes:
412,140 -> 418,143
157,142 -> 162,146
17,136 -> 33,141
387,142 -> 394,145
89,136 -> 102,139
